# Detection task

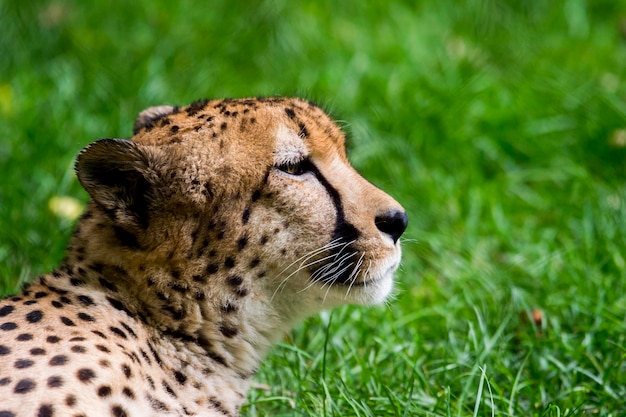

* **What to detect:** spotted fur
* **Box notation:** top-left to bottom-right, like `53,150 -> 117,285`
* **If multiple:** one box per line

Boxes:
0,97 -> 407,416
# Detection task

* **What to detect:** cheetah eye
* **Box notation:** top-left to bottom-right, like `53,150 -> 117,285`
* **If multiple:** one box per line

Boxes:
275,159 -> 313,176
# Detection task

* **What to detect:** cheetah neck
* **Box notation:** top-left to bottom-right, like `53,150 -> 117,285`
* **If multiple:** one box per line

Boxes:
62,210 -> 296,381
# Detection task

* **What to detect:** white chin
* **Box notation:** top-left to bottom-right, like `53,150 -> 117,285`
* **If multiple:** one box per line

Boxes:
350,272 -> 394,305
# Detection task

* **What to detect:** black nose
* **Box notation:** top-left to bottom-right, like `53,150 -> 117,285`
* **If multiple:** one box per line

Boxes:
375,209 -> 408,244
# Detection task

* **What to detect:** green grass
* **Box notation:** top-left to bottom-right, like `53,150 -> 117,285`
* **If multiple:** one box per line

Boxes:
1,0 -> 626,415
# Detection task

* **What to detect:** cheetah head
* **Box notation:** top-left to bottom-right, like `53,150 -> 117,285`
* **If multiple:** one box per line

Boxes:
74,98 -> 407,337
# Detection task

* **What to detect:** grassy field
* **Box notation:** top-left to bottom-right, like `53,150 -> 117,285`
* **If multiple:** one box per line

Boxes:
2,1 -> 626,415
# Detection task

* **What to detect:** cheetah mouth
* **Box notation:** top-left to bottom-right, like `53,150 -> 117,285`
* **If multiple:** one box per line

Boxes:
309,244 -> 399,288
336,261 -> 398,288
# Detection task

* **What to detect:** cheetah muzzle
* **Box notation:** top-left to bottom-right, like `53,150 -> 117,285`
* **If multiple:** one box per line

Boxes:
0,97 -> 407,417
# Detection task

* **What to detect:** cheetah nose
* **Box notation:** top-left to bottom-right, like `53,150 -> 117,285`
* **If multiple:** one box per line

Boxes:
375,209 -> 408,244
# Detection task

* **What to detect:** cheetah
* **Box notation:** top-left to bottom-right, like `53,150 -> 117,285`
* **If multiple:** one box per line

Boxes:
0,97 -> 408,417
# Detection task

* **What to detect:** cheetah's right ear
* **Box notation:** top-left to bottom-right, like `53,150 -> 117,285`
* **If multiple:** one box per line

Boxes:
75,139 -> 164,229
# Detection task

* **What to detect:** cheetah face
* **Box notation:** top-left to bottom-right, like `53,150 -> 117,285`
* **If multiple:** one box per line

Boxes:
259,123 -> 407,309
76,98 -> 407,325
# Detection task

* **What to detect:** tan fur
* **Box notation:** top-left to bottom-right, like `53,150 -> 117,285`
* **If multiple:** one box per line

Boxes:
0,97 -> 407,417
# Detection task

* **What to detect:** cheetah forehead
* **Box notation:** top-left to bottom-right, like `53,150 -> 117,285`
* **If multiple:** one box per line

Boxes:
131,97 -> 347,153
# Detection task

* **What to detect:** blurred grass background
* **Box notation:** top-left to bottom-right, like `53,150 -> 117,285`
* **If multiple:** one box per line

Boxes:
1,0 -> 626,415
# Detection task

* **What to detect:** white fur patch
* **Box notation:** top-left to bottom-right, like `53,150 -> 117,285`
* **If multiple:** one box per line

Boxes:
274,124 -> 308,165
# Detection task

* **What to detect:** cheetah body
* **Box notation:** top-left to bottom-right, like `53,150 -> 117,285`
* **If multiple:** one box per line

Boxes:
0,98 -> 407,416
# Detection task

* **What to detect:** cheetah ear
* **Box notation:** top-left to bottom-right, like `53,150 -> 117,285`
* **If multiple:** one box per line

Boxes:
133,105 -> 177,135
75,139 -> 163,229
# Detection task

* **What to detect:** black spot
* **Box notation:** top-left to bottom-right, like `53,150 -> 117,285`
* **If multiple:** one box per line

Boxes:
70,336 -> 86,342
92,330 -> 107,339
120,322 -> 137,339
109,327 -> 127,339
122,364 -> 132,378
49,355 -> 69,366
0,411 -> 15,417
47,375 -> 63,388
77,368 -> 96,383
97,385 -> 112,397
14,378 -> 36,394
46,335 -> 61,343
23,300 -> 37,305
113,226 -> 141,250
111,405 -> 128,417
285,107 -> 296,119
37,404 -> 53,417
96,345 -> 111,354
148,343 -> 163,366
260,235 -> 269,245
251,189 -> 262,202
99,278 -> 119,292
219,324 -> 239,338
77,313 -> 95,322
220,122 -> 227,130
47,286 -> 68,295
192,275 -> 206,283
163,305 -> 185,320
17,333 -> 32,341
174,370 -> 187,385
227,275 -> 243,286
0,345 -> 10,355
59,296 -> 72,304
194,291 -> 206,301
51,301 -> 63,308
0,322 -> 17,331
242,208 -> 251,224
99,359 -> 111,368
235,287 -> 248,297
71,345 -> 87,353
65,394 -> 76,406
206,350 -> 228,367
169,282 -> 188,293
30,348 -> 45,355
170,125 -> 179,133
77,295 -> 95,306
70,278 -> 85,286
250,258 -> 260,268
14,359 -> 33,369
147,394 -> 168,412
162,380 -> 177,398
224,257 -> 235,269
60,317 -> 75,326
237,236 -> 248,251
206,263 -> 219,274
0,377 -> 10,386
140,349 -> 151,364
25,310 -> 43,323
208,397 -> 230,415
298,122 -> 309,138
34,291 -> 48,298
106,297 -> 134,317
122,387 -> 135,398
